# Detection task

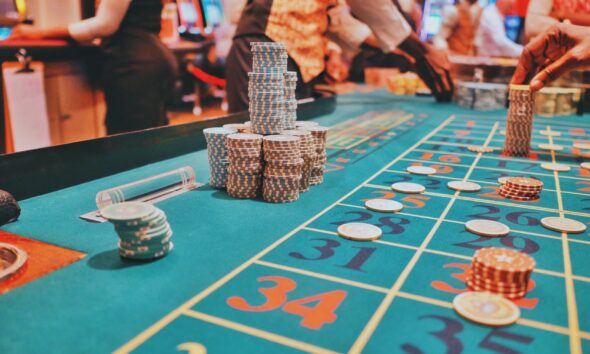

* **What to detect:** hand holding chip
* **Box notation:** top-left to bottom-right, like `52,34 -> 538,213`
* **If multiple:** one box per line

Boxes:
511,23 -> 590,91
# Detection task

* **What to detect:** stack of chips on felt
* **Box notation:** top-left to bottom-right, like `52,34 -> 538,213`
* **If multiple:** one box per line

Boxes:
467,247 -> 535,299
248,42 -> 288,135
226,133 -> 264,199
305,126 -> 329,185
101,202 -> 174,261
204,127 -> 238,189
283,71 -> 297,129
504,85 -> 535,157
283,129 -> 314,192
498,177 -> 543,201
262,135 -> 303,203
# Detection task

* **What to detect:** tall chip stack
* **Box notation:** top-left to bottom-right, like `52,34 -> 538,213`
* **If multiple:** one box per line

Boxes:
305,126 -> 329,185
283,129 -> 314,192
204,127 -> 238,189
283,71 -> 297,129
248,42 -> 288,134
504,85 -> 535,157
467,247 -> 535,300
226,133 -> 263,199
262,135 -> 303,203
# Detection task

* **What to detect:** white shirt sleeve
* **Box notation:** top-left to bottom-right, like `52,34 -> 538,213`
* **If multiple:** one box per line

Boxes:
68,0 -> 132,42
433,5 -> 459,50
524,0 -> 557,41
327,2 -> 372,56
476,5 -> 523,57
346,0 -> 412,52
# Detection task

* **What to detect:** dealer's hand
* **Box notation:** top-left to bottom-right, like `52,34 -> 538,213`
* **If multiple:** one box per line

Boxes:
399,33 -> 453,102
511,23 -> 590,91
415,43 -> 453,102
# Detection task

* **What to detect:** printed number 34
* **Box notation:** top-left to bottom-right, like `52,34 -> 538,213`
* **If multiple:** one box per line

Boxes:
227,275 -> 347,330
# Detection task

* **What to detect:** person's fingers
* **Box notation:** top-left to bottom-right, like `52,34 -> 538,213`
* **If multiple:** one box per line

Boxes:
511,47 -> 537,84
530,50 -> 577,91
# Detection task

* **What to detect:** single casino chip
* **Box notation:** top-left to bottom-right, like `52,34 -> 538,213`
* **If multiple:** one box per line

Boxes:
573,142 -> 590,150
581,162 -> 590,170
537,143 -> 564,151
448,181 -> 481,192
337,223 -> 382,241
539,130 -> 561,137
406,166 -> 437,175
100,202 -> 157,222
468,145 -> 494,153
541,217 -> 587,234
0,243 -> 28,282
453,291 -> 520,327
364,199 -> 403,213
391,182 -> 426,194
540,163 -> 571,172
465,220 -> 510,237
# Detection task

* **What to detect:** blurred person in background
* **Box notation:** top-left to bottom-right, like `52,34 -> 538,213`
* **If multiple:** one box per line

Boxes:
9,0 -> 178,135
475,0 -> 523,57
226,0 -> 453,113
525,0 -> 590,41
433,0 -> 483,55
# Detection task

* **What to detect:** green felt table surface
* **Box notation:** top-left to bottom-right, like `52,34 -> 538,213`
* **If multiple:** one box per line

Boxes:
1,90 -> 589,354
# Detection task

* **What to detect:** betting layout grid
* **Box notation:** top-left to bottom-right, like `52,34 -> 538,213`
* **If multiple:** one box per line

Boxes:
118,113 -> 590,354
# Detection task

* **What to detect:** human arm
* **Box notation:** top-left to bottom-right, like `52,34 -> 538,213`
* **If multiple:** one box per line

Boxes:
511,23 -> 590,91
524,0 -> 557,40
346,0 -> 453,101
9,0 -> 131,41
478,7 -> 522,57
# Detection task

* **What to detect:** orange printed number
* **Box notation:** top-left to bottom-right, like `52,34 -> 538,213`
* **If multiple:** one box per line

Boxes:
576,181 -> 590,193
477,186 -> 504,200
401,195 -> 429,208
283,290 -> 347,329
227,276 -> 348,330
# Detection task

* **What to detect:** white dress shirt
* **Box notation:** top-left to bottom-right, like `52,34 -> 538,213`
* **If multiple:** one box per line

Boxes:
346,0 -> 412,53
475,5 -> 523,57
68,0 -> 132,42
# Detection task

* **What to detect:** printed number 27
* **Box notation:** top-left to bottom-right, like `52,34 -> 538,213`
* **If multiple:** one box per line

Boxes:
227,276 -> 347,330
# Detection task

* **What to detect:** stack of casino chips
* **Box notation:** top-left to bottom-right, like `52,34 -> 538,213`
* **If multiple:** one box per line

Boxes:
101,202 -> 174,261
248,42 -> 288,135
226,133 -> 264,199
498,176 -> 543,201
204,127 -> 238,189
504,85 -> 535,157
295,121 -> 319,129
467,247 -> 535,300
283,71 -> 297,129
305,126 -> 329,185
283,129 -> 314,192
262,135 -> 303,203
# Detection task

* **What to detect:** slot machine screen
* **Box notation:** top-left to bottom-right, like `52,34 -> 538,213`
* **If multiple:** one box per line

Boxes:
177,0 -> 205,34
